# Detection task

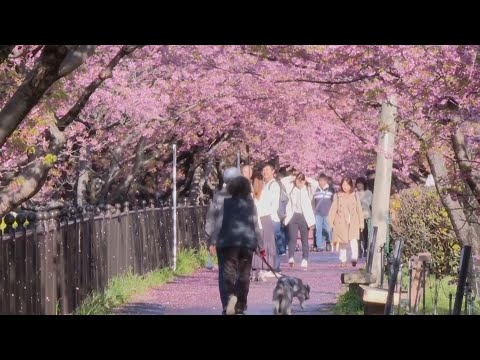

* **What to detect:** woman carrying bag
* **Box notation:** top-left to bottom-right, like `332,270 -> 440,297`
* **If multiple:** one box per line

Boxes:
284,173 -> 316,269
328,177 -> 364,268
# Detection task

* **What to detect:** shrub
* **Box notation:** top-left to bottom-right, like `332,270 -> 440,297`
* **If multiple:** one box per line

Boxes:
390,187 -> 460,279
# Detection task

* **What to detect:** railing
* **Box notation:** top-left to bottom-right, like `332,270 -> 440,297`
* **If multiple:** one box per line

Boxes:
0,200 -> 208,315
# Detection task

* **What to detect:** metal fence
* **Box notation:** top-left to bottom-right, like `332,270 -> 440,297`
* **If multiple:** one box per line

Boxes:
0,200 -> 208,315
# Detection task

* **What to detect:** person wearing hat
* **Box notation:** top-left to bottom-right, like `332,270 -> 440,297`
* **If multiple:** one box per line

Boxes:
205,167 -> 240,312
206,167 -> 264,314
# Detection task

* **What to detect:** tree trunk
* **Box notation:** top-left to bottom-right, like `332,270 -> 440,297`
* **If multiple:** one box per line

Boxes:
427,147 -> 480,297
98,145 -> 123,202
177,152 -> 197,197
76,144 -> 92,208
97,132 -> 139,202
88,178 -> 102,205
187,162 -> 204,203
198,154 -> 216,202
0,125 -> 66,216
0,46 -> 141,215
118,136 -> 146,196
371,97 -> 397,287
426,148 -> 479,252
57,45 -> 96,78
188,135 -> 226,203
407,120 -> 480,298
452,128 -> 480,205
0,45 -> 93,149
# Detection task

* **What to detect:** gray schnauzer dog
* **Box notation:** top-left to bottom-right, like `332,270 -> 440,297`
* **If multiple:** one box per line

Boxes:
272,276 -> 310,315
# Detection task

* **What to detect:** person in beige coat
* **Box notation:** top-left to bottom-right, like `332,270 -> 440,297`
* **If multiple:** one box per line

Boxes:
328,177 -> 364,268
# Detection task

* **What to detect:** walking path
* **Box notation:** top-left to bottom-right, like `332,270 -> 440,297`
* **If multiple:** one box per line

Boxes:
116,250 -> 364,315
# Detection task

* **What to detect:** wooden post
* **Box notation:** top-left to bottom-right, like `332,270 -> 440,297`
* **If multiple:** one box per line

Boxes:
371,97 -> 397,286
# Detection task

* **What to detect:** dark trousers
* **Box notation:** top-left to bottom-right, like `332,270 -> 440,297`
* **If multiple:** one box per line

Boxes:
217,247 -> 254,313
273,221 -> 286,255
288,213 -> 309,261
360,219 -> 369,257
273,221 -> 287,271
216,250 -> 228,309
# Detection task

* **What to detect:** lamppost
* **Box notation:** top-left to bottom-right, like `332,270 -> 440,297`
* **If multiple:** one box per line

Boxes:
172,142 -> 177,271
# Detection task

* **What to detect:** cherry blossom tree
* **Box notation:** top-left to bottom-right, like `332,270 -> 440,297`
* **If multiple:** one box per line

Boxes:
1,44 -> 480,257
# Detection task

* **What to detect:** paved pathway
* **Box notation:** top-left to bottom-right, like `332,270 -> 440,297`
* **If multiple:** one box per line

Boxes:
116,249 -> 364,315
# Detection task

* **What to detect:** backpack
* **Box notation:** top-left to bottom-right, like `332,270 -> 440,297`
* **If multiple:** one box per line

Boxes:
269,179 -> 289,220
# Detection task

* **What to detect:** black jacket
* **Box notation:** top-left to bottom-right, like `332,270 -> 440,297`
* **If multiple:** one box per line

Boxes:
205,186 -> 230,245
209,196 -> 263,251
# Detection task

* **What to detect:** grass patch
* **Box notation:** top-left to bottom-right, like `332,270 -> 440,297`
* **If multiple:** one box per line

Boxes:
396,267 -> 455,314
176,244 -> 211,275
400,274 -> 479,315
334,287 -> 364,315
394,267 -> 480,315
75,245 -> 211,315
334,270 -> 479,316
422,276 -> 456,315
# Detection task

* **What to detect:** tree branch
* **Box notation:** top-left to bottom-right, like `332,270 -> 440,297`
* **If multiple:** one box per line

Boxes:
0,125 -> 66,216
0,46 -> 141,214
275,72 -> 379,85
0,45 -> 96,149
405,120 -> 428,142
58,45 -> 143,131
0,45 -> 15,65
57,45 -> 97,77
327,103 -> 370,145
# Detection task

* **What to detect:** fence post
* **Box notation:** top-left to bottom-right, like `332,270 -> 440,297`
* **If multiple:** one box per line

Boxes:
453,245 -> 472,315
408,258 -> 413,313
397,263 -> 404,315
422,261 -> 427,315
366,226 -> 378,274
379,244 -> 385,288
384,239 -> 403,315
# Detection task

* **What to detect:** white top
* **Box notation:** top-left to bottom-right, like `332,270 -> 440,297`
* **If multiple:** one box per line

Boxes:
290,187 -> 303,213
281,179 -> 315,227
253,197 -> 263,230
255,190 -> 270,217
284,186 -> 315,227
263,178 -> 281,222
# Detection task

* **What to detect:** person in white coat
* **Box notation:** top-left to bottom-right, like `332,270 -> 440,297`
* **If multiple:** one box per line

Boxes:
262,163 -> 287,273
283,172 -> 316,269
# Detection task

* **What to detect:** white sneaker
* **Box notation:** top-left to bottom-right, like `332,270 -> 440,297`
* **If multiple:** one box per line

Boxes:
288,257 -> 295,267
301,259 -> 308,268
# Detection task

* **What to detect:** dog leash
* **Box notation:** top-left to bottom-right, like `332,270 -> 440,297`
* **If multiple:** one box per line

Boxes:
257,252 -> 281,280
